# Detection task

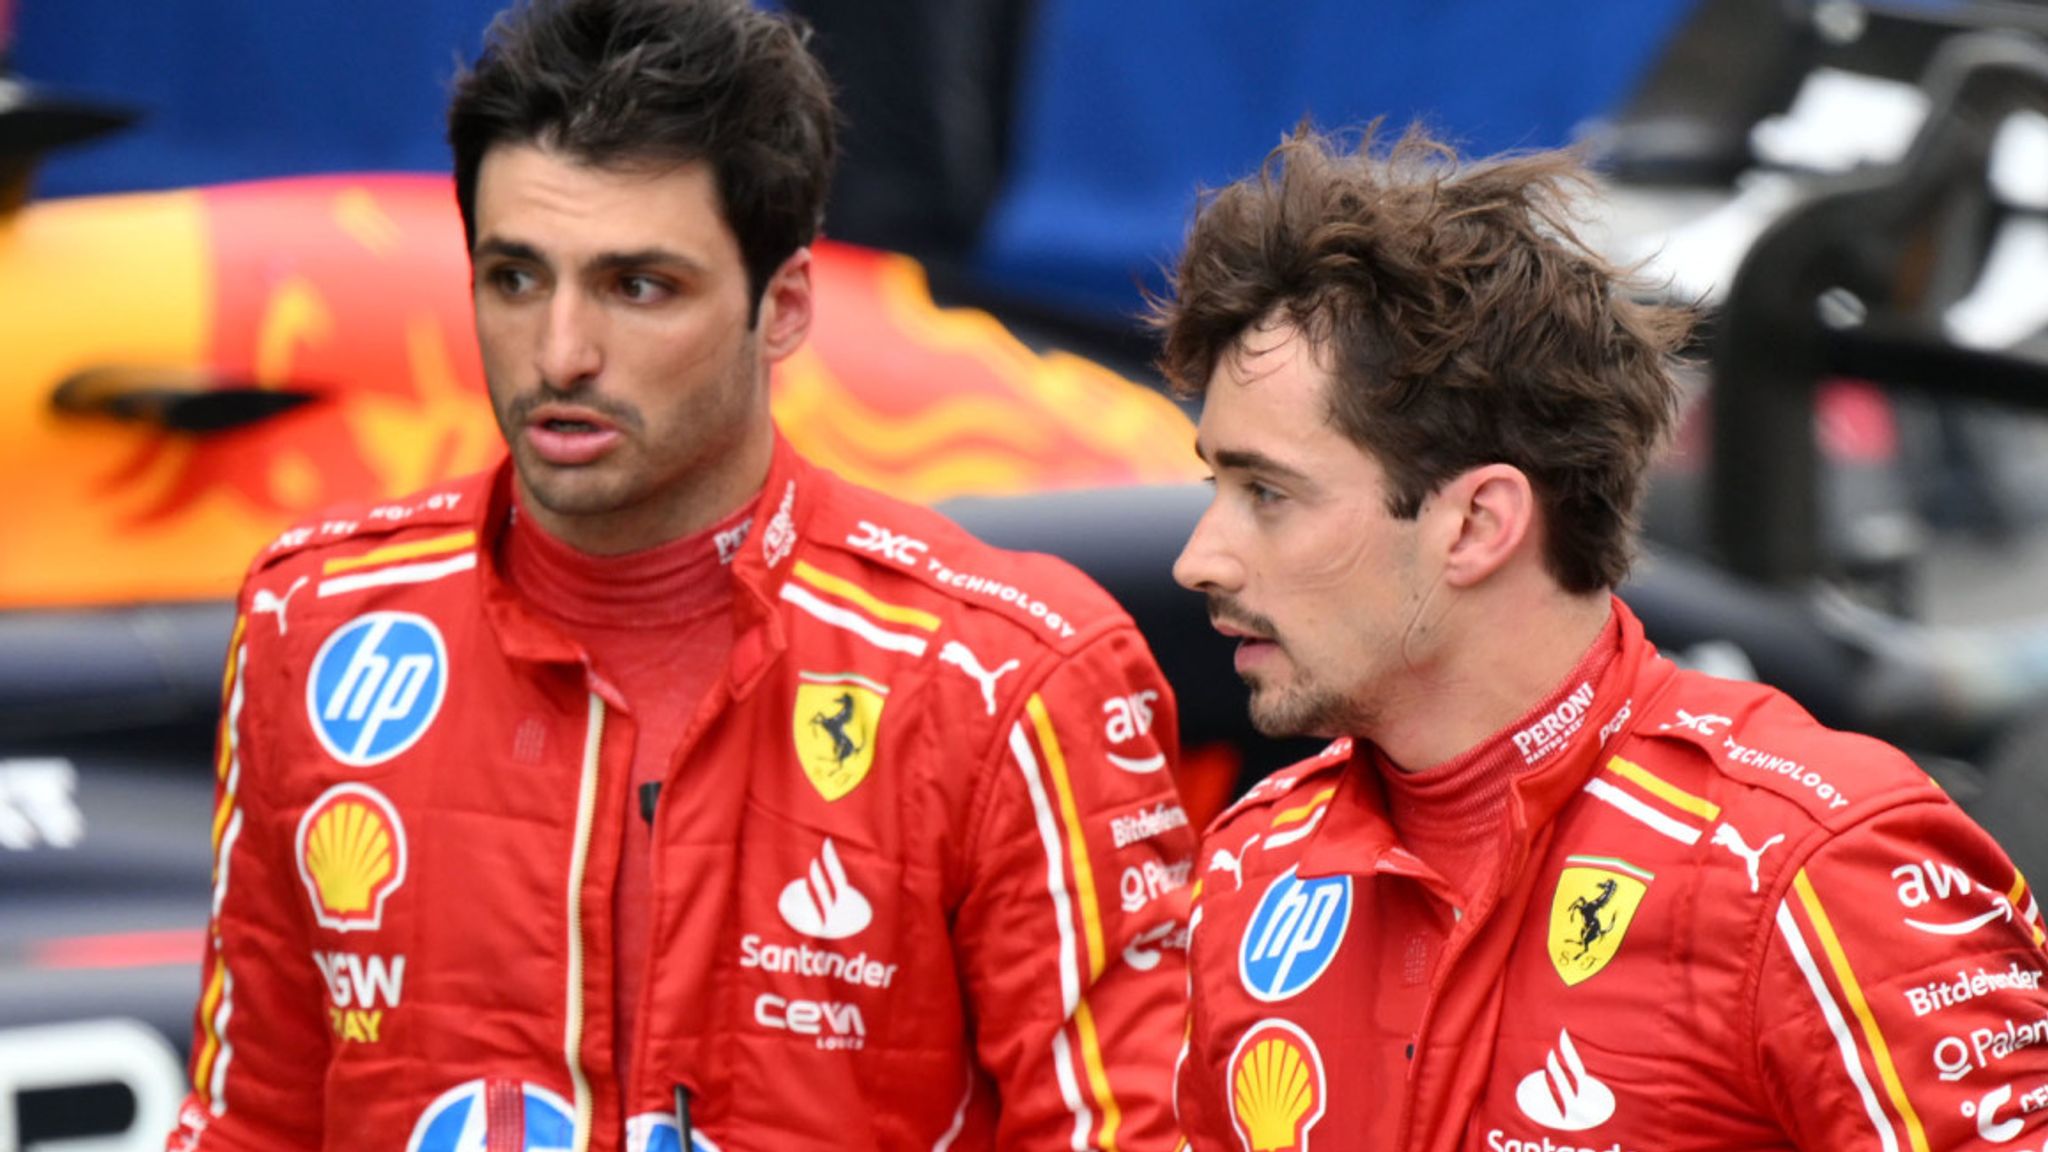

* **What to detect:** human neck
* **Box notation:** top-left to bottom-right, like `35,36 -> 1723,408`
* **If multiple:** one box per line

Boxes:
1370,586 -> 1613,773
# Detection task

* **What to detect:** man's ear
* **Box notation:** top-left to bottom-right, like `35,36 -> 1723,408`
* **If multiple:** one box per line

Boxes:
1435,463 -> 1536,589
757,246 -> 814,362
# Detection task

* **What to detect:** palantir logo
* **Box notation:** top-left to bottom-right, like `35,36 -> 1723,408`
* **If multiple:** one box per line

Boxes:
1239,867 -> 1351,1002
778,838 -> 873,940
1514,1029 -> 1617,1131
307,612 -> 448,767
405,1079 -> 575,1152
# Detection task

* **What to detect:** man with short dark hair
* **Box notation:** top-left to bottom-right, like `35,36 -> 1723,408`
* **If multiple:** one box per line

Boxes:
1157,124 -> 2048,1151
170,2 -> 1191,1148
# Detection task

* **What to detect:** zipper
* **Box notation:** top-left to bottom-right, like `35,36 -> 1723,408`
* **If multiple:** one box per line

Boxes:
564,692 -> 605,1152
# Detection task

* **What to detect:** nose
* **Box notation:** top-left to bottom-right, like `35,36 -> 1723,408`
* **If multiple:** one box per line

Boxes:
1173,495 -> 1243,594
537,288 -> 602,390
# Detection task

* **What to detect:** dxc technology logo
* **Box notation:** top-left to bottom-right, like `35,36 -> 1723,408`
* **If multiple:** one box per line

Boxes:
308,612 -> 448,767
1239,867 -> 1351,1002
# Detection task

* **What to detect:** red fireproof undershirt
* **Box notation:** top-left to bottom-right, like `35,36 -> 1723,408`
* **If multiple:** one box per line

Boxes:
502,497 -> 749,1093
1380,611 -> 1621,907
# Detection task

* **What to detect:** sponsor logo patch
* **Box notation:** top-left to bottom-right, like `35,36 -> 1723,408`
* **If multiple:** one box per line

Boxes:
845,520 -> 927,567
762,482 -> 797,568
1239,867 -> 1351,1002
739,934 -> 899,989
1514,1029 -> 1617,1130
1710,823 -> 1784,894
296,783 -> 407,933
938,640 -> 1020,717
307,612 -> 448,767
314,950 -> 405,1044
1895,857 -> 2019,937
754,993 -> 867,1050
1112,801 -> 1189,849
1228,1019 -> 1326,1152
792,675 -> 887,801
406,1078 -> 574,1152
778,838 -> 873,939
1121,858 -> 1192,915
1907,962 -> 2046,1017
1513,682 -> 1596,765
1721,733 -> 1850,810
1548,856 -> 1651,986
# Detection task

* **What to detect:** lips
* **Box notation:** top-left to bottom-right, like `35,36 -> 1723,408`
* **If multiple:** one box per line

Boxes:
522,404 -> 623,467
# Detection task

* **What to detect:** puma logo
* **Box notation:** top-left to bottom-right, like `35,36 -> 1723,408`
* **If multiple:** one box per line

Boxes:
251,576 -> 310,635
939,641 -> 1020,717
1711,822 -> 1785,893
1207,834 -> 1260,892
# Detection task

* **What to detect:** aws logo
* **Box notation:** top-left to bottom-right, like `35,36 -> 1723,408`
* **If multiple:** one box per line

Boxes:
406,1079 -> 574,1152
792,674 -> 887,801
296,783 -> 407,932
1228,1019 -> 1326,1152
307,612 -> 448,767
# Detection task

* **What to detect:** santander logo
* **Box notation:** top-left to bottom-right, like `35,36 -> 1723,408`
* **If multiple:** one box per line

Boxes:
778,838 -> 873,940
1515,1029 -> 1617,1131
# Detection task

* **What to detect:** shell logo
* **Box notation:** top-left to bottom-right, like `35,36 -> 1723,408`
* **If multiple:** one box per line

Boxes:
1227,1019 -> 1327,1152
295,782 -> 408,932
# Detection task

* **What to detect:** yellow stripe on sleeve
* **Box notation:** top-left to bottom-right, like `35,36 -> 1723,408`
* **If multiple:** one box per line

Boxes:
1793,869 -> 1930,1152
1028,693 -> 1122,1152
322,530 -> 477,575
792,560 -> 942,632
1606,756 -> 1722,821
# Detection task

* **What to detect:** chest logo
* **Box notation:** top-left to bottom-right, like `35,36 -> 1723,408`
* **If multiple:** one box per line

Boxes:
296,783 -> 407,933
1239,867 -> 1352,1002
1515,1028 -> 1617,1131
1228,1018 -> 1326,1152
307,612 -> 448,768
1548,856 -> 1652,986
792,674 -> 888,802
779,838 -> 873,939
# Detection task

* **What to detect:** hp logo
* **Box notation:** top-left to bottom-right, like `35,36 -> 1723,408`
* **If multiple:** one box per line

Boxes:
307,612 -> 448,767
1239,867 -> 1351,1002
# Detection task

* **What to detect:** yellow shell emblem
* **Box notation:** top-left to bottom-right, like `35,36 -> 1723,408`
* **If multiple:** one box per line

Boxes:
295,783 -> 408,931
1548,856 -> 1652,986
1228,1019 -> 1325,1152
792,676 -> 888,802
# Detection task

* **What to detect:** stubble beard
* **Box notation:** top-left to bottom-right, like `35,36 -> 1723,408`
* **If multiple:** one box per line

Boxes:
1243,658 -> 1374,740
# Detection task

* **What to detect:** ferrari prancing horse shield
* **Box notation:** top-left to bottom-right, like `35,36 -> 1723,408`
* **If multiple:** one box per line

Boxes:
1548,857 -> 1651,986
793,676 -> 888,801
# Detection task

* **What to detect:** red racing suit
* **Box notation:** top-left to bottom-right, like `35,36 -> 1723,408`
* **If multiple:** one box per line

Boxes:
1179,598 -> 2048,1152
170,435 -> 1194,1151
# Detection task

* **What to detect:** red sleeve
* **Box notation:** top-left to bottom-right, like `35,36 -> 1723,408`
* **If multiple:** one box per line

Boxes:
168,607 -> 328,1151
953,624 -> 1194,1151
1757,797 -> 2048,1151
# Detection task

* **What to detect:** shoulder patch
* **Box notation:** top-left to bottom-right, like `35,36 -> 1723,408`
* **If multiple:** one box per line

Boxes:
1207,739 -> 1352,838
813,484 -> 1123,651
1636,671 -> 1930,822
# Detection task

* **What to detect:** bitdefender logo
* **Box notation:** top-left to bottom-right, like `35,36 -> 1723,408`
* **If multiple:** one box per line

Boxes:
778,838 -> 872,940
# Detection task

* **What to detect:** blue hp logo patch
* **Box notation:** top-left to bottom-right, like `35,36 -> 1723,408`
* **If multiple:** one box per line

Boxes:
1239,866 -> 1352,1002
407,1079 -> 573,1151
307,612 -> 448,767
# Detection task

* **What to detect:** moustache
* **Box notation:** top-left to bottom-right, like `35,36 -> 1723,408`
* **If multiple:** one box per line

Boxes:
1206,595 -> 1278,643
505,385 -> 644,433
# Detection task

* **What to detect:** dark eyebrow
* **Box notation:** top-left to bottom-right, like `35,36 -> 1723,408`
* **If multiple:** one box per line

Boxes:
1212,447 -> 1311,484
471,237 -> 707,278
